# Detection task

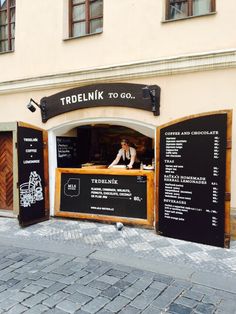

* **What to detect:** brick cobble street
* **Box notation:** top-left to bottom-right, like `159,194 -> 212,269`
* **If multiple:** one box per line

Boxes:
0,217 -> 236,313
0,244 -> 236,314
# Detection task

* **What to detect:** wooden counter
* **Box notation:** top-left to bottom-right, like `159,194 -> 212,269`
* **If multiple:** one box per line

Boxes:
82,165 -> 107,169
55,168 -> 154,227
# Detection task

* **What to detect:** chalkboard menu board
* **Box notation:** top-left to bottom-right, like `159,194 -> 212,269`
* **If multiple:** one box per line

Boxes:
17,126 -> 46,226
158,114 -> 227,247
60,173 -> 147,219
56,137 -> 78,168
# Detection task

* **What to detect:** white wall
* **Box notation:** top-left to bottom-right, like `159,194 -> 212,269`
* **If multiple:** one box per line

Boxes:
0,0 -> 235,82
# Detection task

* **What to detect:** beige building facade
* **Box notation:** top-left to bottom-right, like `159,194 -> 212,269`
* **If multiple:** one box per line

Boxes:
0,0 -> 235,241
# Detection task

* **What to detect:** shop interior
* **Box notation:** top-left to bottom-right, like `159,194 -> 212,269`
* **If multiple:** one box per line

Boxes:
56,124 -> 154,168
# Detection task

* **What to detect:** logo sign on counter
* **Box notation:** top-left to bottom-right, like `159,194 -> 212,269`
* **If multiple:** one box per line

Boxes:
60,173 -> 147,219
40,83 -> 160,122
158,114 -> 227,247
17,126 -> 46,226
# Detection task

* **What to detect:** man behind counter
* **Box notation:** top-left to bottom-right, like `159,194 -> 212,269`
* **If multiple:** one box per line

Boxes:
108,139 -> 139,169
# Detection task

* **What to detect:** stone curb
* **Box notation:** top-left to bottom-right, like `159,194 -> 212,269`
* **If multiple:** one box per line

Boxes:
0,236 -> 95,258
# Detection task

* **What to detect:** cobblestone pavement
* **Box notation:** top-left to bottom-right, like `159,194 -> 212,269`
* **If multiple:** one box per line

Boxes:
0,242 -> 236,313
0,217 -> 236,279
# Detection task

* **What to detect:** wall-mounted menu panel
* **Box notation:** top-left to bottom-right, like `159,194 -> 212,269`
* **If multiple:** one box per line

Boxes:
56,137 -> 78,168
158,114 -> 227,247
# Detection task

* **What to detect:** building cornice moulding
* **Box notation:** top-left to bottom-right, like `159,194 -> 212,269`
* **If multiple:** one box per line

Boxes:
0,49 -> 236,94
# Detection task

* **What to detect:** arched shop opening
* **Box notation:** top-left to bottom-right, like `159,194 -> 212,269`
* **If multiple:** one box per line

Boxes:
48,118 -> 156,221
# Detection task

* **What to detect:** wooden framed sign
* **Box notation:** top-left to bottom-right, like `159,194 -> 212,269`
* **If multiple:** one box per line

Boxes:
156,111 -> 232,248
55,168 -> 154,227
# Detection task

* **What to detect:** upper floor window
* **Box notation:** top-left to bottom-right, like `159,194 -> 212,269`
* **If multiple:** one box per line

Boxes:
0,0 -> 15,52
166,0 -> 215,20
69,0 -> 103,38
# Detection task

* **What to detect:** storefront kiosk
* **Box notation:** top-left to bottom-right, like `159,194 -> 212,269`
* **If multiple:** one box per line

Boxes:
1,83 -> 232,248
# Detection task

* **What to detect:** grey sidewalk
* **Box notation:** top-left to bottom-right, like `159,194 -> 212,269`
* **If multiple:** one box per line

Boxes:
0,217 -> 236,313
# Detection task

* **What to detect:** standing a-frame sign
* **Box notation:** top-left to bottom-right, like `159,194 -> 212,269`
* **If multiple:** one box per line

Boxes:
17,122 -> 49,226
156,110 -> 232,248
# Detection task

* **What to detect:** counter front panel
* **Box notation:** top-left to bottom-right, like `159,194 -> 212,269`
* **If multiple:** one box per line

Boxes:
55,168 -> 154,227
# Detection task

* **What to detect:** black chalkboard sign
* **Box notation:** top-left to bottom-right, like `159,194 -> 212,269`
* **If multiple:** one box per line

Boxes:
158,114 -> 227,247
56,137 -> 78,168
60,173 -> 147,219
17,126 -> 46,226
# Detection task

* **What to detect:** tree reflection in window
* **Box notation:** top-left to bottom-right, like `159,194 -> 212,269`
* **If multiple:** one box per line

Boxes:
167,0 -> 214,20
